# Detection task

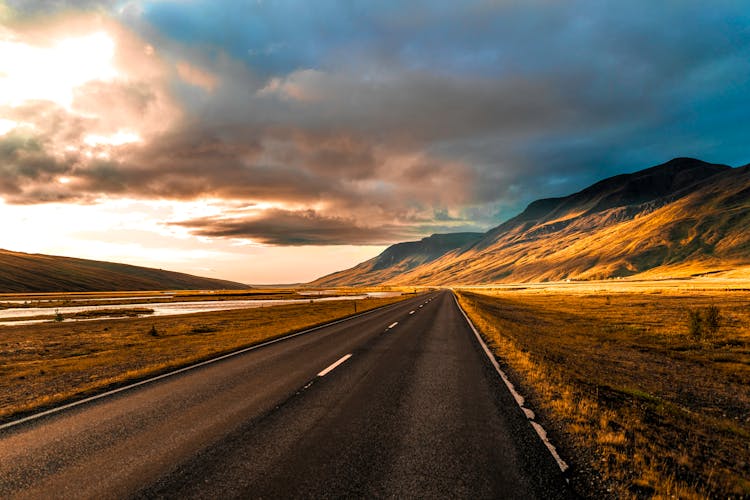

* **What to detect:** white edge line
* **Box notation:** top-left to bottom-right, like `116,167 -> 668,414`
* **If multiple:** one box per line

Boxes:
0,296 -> 423,432
317,353 -> 352,377
452,292 -> 569,473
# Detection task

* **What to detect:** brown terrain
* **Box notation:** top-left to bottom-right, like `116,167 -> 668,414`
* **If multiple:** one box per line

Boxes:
0,249 -> 248,292
0,294 -> 407,422
312,158 -> 750,286
456,285 -> 750,498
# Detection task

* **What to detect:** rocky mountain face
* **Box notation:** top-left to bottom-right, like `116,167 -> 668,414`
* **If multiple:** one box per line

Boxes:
311,232 -> 483,287
312,158 -> 750,285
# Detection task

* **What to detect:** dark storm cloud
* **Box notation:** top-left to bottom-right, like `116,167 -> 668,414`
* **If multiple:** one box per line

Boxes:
0,126 -> 82,203
173,209 -> 415,246
135,0 -> 750,216
0,100 -> 473,219
4,0 -> 750,246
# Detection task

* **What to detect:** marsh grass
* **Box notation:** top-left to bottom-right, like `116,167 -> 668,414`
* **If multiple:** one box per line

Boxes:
456,289 -> 750,498
0,295 -> 406,423
0,289 -> 310,310
0,307 -> 156,323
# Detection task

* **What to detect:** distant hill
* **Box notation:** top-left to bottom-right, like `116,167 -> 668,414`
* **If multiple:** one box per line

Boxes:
0,249 -> 249,292
313,157 -> 750,285
311,232 -> 483,287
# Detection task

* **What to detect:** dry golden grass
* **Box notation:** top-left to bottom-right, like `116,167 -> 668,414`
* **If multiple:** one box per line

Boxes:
0,295 -> 407,422
385,166 -> 750,286
456,287 -> 750,498
0,248 -> 249,293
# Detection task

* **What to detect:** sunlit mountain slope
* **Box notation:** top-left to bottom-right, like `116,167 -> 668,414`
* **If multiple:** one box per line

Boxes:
0,249 -> 248,292
314,158 -> 750,285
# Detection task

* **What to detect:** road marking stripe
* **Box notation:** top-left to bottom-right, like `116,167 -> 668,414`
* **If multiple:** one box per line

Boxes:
409,311 -> 415,315
387,321 -> 398,329
318,354 -> 352,377
0,296 -> 425,433
452,292 -> 569,474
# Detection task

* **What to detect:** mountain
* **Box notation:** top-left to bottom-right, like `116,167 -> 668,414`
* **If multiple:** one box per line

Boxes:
313,157 -> 750,285
311,232 -> 483,286
0,249 -> 249,292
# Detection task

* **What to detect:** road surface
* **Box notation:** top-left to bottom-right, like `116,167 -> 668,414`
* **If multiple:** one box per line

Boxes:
0,290 -> 573,499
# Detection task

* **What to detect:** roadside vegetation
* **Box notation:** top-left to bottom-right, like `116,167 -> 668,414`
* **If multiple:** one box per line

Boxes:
0,294 -> 408,423
456,288 -> 750,498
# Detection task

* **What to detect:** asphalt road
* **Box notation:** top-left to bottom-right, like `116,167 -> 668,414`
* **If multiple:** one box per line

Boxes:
0,290 -> 573,499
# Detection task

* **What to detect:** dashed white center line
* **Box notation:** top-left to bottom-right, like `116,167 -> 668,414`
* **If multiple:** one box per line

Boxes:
409,310 -> 415,315
419,305 -> 423,308
387,321 -> 398,329
317,354 -> 352,377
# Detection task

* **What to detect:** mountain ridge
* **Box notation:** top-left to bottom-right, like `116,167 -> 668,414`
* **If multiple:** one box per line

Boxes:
312,232 -> 483,287
311,157 -> 750,286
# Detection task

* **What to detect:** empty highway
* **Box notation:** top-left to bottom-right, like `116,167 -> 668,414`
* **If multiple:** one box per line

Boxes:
0,290 -> 573,499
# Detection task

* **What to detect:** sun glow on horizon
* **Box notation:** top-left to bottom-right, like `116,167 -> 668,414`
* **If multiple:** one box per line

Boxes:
0,197 -> 383,283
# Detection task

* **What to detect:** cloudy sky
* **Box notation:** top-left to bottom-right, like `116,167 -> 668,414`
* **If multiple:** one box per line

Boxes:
1,1 -> 748,283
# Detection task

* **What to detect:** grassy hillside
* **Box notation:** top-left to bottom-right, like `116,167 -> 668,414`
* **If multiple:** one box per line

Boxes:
0,249 -> 248,292
314,158 -> 750,285
393,161 -> 750,284
311,232 -> 482,287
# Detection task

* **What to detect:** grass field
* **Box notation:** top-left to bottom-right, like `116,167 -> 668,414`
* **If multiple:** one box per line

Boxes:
0,294 -> 409,423
456,286 -> 750,498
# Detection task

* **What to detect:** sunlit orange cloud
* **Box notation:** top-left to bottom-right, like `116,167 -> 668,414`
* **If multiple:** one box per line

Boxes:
0,8 -> 474,281
258,69 -> 324,102
0,13 -> 181,152
176,61 -> 218,92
